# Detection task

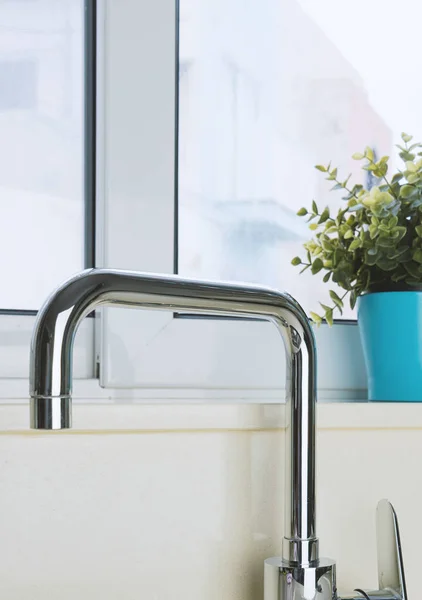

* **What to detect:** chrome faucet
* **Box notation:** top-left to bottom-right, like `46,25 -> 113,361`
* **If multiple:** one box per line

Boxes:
29,268 -> 407,600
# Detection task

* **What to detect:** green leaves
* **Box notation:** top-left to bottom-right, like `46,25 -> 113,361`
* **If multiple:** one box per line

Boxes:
377,258 -> 398,271
404,261 -> 420,278
365,250 -> 378,266
349,238 -> 361,251
329,290 -> 344,312
310,312 -> 323,325
321,238 -> 334,252
363,159 -> 389,179
400,185 -> 414,198
293,133 -> 422,321
389,246 -> 409,261
318,207 -> 330,223
326,167 -> 338,181
392,226 -> 407,241
400,151 -> 416,162
316,303 -> 334,325
369,224 -> 379,239
391,172 -> 403,184
365,146 -> 374,161
311,258 -> 323,274
325,309 -> 334,326
413,249 -> 422,264
377,236 -> 397,248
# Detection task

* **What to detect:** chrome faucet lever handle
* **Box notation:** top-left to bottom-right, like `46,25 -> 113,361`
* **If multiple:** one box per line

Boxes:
376,499 -> 407,600
355,500 -> 407,600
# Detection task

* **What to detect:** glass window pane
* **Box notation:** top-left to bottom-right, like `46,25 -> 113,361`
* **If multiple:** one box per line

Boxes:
0,0 -> 85,309
177,0 -> 408,319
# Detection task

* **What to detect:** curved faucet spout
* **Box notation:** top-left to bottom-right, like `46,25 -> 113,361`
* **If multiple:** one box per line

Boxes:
29,268 -> 318,566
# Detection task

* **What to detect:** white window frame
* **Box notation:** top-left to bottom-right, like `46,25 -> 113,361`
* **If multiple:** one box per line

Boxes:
93,0 -> 367,403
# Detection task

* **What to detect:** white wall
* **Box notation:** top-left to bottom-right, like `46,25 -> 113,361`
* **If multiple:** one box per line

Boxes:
0,403 -> 419,599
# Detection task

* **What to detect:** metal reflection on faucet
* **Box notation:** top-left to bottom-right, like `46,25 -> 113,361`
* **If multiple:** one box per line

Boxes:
29,268 -> 408,600
30,269 -> 318,555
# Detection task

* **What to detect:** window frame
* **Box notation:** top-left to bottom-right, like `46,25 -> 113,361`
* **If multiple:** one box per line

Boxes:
95,0 -> 367,402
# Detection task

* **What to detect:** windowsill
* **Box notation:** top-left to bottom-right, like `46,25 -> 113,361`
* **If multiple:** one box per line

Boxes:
0,378 -> 367,403
0,396 -> 421,433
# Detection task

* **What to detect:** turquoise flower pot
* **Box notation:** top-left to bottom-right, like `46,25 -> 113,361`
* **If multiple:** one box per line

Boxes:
357,291 -> 422,401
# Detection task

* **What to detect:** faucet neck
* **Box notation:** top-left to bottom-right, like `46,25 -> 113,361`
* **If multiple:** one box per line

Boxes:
30,268 -> 318,566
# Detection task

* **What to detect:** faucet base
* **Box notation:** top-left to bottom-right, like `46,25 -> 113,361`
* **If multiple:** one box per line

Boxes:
264,556 -> 336,600
30,396 -> 72,430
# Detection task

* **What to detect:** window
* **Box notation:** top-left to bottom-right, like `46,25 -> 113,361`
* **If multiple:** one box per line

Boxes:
0,0 -> 93,380
97,0 -> 365,399
0,60 -> 37,110
177,0 -> 394,320
91,0 -> 415,400
0,0 -> 88,309
7,0 -> 416,400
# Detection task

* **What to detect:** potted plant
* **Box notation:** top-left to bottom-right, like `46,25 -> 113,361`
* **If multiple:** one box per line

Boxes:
292,133 -> 422,401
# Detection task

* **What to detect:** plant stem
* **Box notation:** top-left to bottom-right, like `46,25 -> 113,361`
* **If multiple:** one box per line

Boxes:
332,178 -> 361,202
